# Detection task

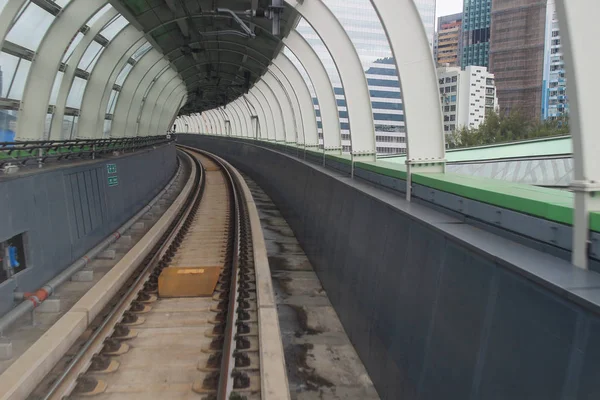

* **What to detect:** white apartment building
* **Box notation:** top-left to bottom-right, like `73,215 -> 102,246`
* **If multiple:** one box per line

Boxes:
438,65 -> 499,133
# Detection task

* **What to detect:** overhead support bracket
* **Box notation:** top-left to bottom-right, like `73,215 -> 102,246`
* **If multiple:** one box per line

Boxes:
216,8 -> 256,38
267,0 -> 285,36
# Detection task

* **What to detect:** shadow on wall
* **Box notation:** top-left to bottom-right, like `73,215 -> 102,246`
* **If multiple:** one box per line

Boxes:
180,134 -> 600,400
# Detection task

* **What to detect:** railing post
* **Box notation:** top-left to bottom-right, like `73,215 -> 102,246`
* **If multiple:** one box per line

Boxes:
37,148 -> 43,169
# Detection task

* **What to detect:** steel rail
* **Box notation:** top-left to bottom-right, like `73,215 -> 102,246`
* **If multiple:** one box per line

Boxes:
42,150 -> 204,400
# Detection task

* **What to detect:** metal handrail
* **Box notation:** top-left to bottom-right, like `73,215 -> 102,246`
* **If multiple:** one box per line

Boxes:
0,136 -> 172,169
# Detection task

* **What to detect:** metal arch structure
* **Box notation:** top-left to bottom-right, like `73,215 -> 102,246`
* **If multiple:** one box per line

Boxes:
208,109 -> 222,135
137,67 -> 180,136
284,0 -> 376,159
225,102 -> 243,136
556,0 -> 600,269
273,53 -> 318,148
173,46 -> 306,140
51,8 -> 120,139
232,100 -> 252,137
255,80 -> 285,142
206,110 -> 218,135
127,64 -> 173,137
246,91 -> 269,139
367,0 -> 447,199
129,18 -> 324,147
4,0 -> 598,272
111,51 -> 166,137
0,0 -> 29,49
268,66 -> 303,145
196,112 -> 208,133
77,26 -> 145,138
283,30 -> 341,153
188,113 -> 201,133
16,0 -> 108,140
114,1 -> 299,114
262,72 -> 295,143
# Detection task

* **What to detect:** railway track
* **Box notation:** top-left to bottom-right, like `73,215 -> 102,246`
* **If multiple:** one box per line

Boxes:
21,148 -> 268,400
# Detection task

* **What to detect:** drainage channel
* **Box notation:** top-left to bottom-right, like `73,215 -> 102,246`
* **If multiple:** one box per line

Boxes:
241,173 -> 380,400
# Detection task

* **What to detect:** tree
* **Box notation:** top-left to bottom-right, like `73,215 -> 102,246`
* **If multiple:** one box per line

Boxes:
447,110 -> 569,149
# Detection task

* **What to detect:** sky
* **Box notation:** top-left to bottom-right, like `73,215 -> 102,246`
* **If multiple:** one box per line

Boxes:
436,0 -> 464,20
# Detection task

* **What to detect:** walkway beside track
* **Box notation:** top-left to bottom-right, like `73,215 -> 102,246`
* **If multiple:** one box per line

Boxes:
243,174 -> 379,400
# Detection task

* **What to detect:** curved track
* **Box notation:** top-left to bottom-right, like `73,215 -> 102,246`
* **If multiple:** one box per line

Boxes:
30,148 -> 261,400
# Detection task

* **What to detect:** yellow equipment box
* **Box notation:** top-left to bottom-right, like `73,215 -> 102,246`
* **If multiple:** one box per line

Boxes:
158,266 -> 222,297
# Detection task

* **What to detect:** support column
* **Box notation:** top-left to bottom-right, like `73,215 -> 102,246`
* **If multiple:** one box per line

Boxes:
556,0 -> 600,269
368,0 -> 446,199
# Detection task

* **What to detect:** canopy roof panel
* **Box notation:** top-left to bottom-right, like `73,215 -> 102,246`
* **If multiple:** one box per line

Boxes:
116,0 -> 299,114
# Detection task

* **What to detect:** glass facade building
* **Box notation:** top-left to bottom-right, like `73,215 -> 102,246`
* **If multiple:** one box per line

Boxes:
541,0 -> 568,121
294,0 -> 436,155
461,0 -> 491,68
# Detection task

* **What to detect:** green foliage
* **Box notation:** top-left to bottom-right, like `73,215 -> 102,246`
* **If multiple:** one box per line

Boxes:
446,110 -> 569,149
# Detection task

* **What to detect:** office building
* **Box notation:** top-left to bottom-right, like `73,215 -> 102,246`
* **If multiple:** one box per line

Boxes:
436,13 -> 463,67
294,0 -> 436,154
542,0 -> 568,120
461,0 -> 492,68
489,0 -> 548,119
438,65 -> 498,133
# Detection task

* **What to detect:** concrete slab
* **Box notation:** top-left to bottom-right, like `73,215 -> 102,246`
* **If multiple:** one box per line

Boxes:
98,249 -> 116,260
0,340 -> 12,361
0,311 -> 87,400
132,221 -> 145,230
71,270 -> 94,282
118,235 -> 132,245
35,297 -> 60,313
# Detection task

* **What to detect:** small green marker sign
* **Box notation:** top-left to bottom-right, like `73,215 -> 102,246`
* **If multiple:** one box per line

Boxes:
107,164 -> 117,174
108,176 -> 119,187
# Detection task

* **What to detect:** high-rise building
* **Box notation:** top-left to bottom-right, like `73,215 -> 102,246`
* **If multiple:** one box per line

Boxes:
294,0 -> 436,155
489,0 -> 548,119
461,0 -> 492,68
436,13 -> 463,67
438,65 -> 498,134
541,0 -> 568,120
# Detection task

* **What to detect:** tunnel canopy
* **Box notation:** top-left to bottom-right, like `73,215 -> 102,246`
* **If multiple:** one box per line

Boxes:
115,0 -> 299,114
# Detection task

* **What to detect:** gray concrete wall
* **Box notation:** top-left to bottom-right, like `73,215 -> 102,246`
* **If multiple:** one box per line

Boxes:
0,144 -> 177,315
181,135 -> 600,400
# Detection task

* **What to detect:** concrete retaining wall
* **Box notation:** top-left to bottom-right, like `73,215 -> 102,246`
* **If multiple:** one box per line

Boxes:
181,135 -> 600,400
0,144 -> 177,315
